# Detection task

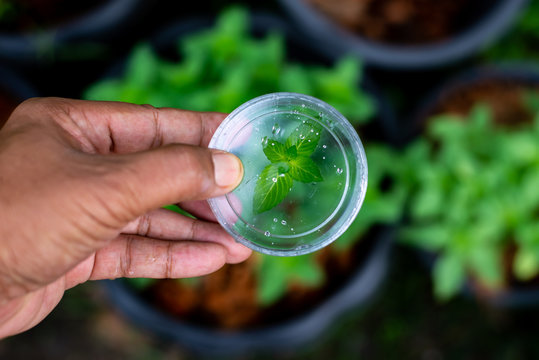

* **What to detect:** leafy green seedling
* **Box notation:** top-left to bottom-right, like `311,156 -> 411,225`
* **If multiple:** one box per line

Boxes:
399,100 -> 539,301
254,121 -> 323,214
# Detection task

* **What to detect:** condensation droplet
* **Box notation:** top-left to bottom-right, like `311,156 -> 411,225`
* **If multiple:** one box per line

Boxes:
322,145 -> 327,149
318,112 -> 323,117
272,177 -> 277,182
336,168 -> 343,175
281,220 -> 287,225
264,231 -> 271,237
290,227 -> 295,231
301,104 -> 306,108
273,218 -> 278,223
322,156 -> 326,160
271,123 -> 281,136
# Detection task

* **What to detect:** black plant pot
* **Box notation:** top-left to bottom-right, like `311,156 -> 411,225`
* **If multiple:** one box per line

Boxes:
410,63 -> 539,308
103,227 -> 393,356
277,0 -> 528,70
0,0 -> 150,67
0,65 -> 38,128
98,12 -> 397,356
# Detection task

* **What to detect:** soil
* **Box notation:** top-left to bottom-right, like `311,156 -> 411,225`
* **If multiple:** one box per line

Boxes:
147,232 -> 376,330
0,0 -> 107,33
430,79 -> 538,126
308,0 -> 479,45
0,91 -> 19,129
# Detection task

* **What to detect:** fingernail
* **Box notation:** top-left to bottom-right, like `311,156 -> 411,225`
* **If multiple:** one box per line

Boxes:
212,151 -> 243,188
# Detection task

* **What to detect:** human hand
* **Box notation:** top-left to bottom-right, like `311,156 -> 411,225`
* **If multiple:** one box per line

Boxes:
0,98 -> 251,338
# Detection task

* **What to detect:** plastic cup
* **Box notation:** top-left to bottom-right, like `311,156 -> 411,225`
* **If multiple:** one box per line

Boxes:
208,93 -> 368,256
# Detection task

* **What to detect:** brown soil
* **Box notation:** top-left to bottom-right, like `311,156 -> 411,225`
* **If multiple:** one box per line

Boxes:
430,80 -> 538,126
0,0 -> 107,33
0,92 -> 18,129
308,0 -> 473,45
148,234 -> 375,330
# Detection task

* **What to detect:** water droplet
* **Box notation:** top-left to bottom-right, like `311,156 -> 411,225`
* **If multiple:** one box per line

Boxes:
310,129 -> 314,132
301,104 -> 306,108
318,112 -> 323,117
333,164 -> 337,168
302,120 -> 306,123
308,139 -> 311,142
271,123 -> 281,136
272,177 -> 277,183
281,220 -> 287,225
336,168 -> 343,175
322,145 -> 327,149
299,134 -> 305,139
322,156 -> 326,160
271,142 -> 275,146
264,231 -> 271,237
273,218 -> 278,223
290,227 -> 295,231
316,132 -> 319,135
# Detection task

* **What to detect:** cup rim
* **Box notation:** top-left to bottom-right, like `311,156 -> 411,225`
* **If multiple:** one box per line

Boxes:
208,92 -> 368,256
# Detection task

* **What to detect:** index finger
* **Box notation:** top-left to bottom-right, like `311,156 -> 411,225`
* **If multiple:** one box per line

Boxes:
21,98 -> 227,154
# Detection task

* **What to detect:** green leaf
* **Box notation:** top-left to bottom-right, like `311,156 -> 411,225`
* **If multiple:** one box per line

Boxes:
253,163 -> 293,214
285,122 -> 322,156
286,145 -> 298,160
433,253 -> 466,301
288,156 -> 323,183
262,137 -> 287,163
514,247 -> 539,281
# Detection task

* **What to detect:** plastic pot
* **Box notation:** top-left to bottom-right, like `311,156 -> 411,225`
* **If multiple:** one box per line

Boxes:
410,63 -> 539,308
103,226 -> 393,356
277,0 -> 528,70
0,0 -> 150,66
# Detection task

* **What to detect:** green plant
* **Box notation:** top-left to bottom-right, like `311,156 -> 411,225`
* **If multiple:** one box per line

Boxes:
483,0 -> 539,61
87,7 -> 392,308
399,101 -> 539,301
254,120 -> 323,214
84,8 -> 374,125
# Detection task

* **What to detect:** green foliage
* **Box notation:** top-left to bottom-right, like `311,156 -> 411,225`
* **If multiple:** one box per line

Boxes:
84,7 -> 375,125
334,144 -> 408,251
254,121 -> 323,214
483,0 -> 539,61
399,100 -> 539,301
256,254 -> 324,306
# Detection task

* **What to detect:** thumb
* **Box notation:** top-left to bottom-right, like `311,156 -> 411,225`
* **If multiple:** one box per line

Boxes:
96,144 -> 243,220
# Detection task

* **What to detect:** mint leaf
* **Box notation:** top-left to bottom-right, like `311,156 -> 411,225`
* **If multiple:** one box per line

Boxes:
289,156 -> 323,183
253,163 -> 293,214
263,137 -> 287,163
286,145 -> 297,160
285,122 -> 322,156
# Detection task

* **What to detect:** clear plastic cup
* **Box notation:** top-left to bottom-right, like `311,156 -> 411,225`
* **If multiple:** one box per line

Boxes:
208,93 -> 368,256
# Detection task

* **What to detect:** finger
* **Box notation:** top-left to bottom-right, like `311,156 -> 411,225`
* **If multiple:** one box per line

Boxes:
87,235 -> 246,280
16,97 -> 227,154
120,209 -> 251,263
179,200 -> 218,222
87,144 -> 243,225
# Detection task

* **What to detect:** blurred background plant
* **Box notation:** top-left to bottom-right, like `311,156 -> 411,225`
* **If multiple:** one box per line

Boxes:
399,101 -> 539,300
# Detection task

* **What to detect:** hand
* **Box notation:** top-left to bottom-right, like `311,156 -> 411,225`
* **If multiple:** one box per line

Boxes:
0,98 -> 251,338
